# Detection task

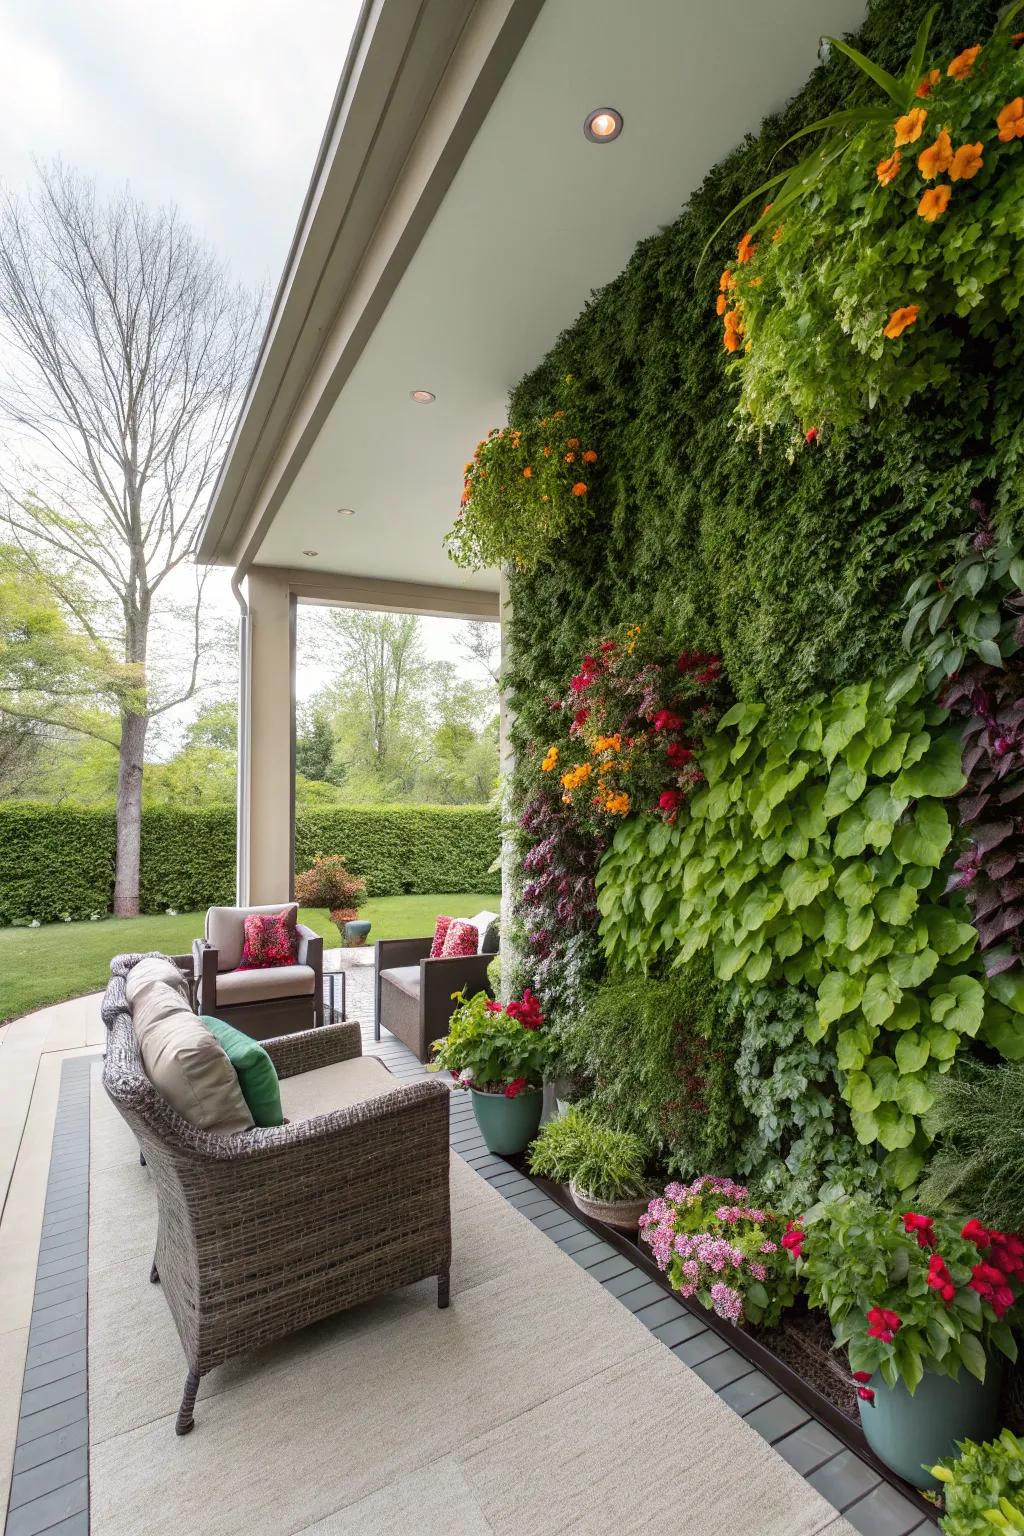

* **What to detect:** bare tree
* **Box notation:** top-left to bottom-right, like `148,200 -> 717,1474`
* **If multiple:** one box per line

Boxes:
458,619 -> 501,685
0,162 -> 261,913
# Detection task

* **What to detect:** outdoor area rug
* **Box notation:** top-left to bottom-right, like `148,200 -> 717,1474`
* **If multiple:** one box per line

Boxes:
88,1068 -> 856,1536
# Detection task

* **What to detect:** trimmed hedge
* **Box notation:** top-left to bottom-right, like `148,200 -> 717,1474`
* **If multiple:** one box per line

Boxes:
0,803 -> 500,925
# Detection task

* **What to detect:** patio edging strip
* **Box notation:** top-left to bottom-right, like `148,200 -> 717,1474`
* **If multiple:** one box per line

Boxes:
4,1056 -> 92,1536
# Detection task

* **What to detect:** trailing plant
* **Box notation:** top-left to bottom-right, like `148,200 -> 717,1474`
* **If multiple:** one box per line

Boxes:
445,376 -> 598,573
597,672 -> 1024,1180
718,11 -> 1024,448
517,782 -> 605,1020
734,985 -> 887,1212
527,1107 -> 649,1201
900,524 -> 1024,693
550,964 -> 747,1179
429,987 -> 551,1095
639,1175 -> 799,1327
794,1199 -> 1024,1394
919,1062 -> 1024,1231
933,1428 -> 1024,1535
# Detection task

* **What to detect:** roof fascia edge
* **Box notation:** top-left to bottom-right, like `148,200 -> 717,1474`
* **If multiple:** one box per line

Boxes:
200,0 -> 544,568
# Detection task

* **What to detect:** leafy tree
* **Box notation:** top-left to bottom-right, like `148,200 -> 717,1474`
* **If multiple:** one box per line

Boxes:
295,706 -> 337,783
0,162 -> 260,912
326,610 -> 428,794
183,701 -> 237,753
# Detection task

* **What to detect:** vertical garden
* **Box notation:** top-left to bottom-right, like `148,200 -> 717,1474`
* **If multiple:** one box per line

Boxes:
444,0 -> 1024,1505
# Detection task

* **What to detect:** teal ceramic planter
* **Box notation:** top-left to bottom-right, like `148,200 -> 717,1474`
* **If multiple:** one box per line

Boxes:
470,1086 -> 543,1155
342,919 -> 372,945
858,1359 -> 1002,1490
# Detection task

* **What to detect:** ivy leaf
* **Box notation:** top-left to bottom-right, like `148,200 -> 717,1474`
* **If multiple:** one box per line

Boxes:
938,975 -> 985,1037
883,1145 -> 924,1191
781,860 -> 833,910
889,948 -> 939,988
773,919 -> 804,959
862,972 -> 900,1028
924,909 -> 977,958
872,1102 -> 916,1150
895,1031 -> 929,1074
895,1072 -> 934,1116
892,801 -> 951,868
892,732 -> 966,799
989,970 -> 1024,1015
845,1070 -> 881,1114
875,884 -> 919,927
817,970 -> 864,1024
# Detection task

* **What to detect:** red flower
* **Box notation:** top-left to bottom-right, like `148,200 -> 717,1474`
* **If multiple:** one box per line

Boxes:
600,640 -> 616,652
852,1371 -> 872,1383
652,709 -> 684,733
961,1219 -> 991,1248
570,705 -> 590,736
504,1077 -> 528,1099
857,1387 -> 875,1404
781,1220 -> 805,1260
485,1000 -> 504,1013
677,651 -> 721,685
903,1212 -> 936,1249
805,427 -> 819,445
866,1307 -> 901,1343
666,741 -> 694,767
658,789 -> 683,819
927,1253 -> 956,1305
505,987 -> 545,1031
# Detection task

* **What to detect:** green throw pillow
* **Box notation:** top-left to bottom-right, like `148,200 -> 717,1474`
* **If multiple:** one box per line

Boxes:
200,1016 -> 284,1127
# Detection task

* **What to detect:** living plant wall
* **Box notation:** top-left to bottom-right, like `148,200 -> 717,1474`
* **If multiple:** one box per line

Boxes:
449,0 -> 1024,1213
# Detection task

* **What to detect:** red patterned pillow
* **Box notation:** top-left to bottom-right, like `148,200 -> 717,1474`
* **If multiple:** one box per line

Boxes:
441,919 -> 478,958
430,915 -> 454,957
237,911 -> 297,970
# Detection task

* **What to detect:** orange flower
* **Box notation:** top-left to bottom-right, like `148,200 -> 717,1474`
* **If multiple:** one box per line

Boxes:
876,149 -> 901,185
541,745 -> 559,773
566,437 -> 580,449
571,482 -> 587,497
605,792 -> 630,816
736,231 -> 757,264
718,268 -> 735,292
894,107 -> 927,146
883,305 -> 920,339
997,98 -> 1024,142
915,68 -> 941,99
723,328 -> 741,353
543,445 -> 552,456
771,225 -> 784,243
949,142 -> 984,181
564,451 -> 576,464
917,184 -> 952,221
552,410 -> 565,419
917,129 -> 953,179
716,293 -> 727,315
947,44 -> 981,80
1013,32 -> 1024,47
522,466 -> 533,479
583,449 -> 598,464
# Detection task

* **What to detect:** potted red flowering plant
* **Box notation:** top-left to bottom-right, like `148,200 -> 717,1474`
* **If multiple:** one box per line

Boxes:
792,1199 -> 1023,1488
429,988 -> 551,1154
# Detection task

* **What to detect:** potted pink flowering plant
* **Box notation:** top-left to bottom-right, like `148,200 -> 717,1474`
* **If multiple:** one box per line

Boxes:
638,1176 -> 799,1327
430,988 -> 551,1155
793,1199 -> 1024,1489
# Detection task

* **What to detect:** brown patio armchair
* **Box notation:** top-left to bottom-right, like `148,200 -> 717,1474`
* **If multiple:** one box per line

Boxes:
375,933 -> 495,1064
193,902 -> 323,1038
100,958 -> 451,1436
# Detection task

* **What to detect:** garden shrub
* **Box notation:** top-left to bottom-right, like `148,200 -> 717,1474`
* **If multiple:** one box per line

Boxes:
0,802 -> 501,924
553,962 -> 748,1180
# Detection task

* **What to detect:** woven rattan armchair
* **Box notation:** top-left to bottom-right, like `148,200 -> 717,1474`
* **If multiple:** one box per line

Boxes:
101,961 -> 451,1435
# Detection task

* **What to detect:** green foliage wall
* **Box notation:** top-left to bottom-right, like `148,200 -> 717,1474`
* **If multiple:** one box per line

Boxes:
504,0 -> 1002,730
0,803 -> 500,924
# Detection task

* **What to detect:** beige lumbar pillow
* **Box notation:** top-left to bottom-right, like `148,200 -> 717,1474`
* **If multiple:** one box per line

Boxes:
125,955 -> 190,1007
132,981 -> 253,1133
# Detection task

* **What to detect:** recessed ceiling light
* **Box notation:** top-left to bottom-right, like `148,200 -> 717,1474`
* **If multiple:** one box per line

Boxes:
302,549 -> 318,557
336,507 -> 355,516
584,107 -> 622,143
410,389 -> 435,403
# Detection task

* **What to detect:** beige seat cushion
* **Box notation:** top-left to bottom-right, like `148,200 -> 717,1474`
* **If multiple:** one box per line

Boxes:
380,964 -> 421,1001
279,1056 -> 405,1121
132,982 -> 253,1133
206,902 -> 298,972
216,964 -> 315,1004
125,955 -> 190,1007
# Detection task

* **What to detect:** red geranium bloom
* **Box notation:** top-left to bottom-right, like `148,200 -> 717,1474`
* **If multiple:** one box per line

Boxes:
866,1307 -> 901,1343
961,1219 -> 992,1248
504,1077 -> 528,1099
852,1371 -> 872,1383
805,426 -> 819,445
926,1253 -> 956,1305
505,988 -> 545,1030
658,789 -> 683,819
781,1220 -> 805,1260
857,1387 -> 875,1404
903,1212 -> 936,1249
666,741 -> 694,767
652,709 -> 684,733
485,1001 -> 504,1013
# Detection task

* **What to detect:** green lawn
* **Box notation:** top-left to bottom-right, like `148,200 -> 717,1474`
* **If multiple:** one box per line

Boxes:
0,894 -> 496,1023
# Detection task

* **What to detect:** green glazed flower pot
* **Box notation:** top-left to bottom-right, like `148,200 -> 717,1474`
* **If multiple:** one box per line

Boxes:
858,1359 -> 1002,1490
469,1086 -> 543,1155
342,919 -> 372,946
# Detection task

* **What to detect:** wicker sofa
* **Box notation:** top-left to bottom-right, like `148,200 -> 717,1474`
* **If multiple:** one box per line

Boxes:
101,954 -> 451,1435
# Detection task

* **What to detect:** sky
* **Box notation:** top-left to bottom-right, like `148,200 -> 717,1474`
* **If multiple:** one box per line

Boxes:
0,0 -> 492,747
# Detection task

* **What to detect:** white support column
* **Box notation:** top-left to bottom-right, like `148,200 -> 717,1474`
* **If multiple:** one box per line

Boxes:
239,568 -> 295,905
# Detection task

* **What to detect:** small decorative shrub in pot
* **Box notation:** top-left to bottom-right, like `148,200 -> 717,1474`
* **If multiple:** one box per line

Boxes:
294,854 -> 367,945
795,1200 -> 1023,1489
528,1108 -> 651,1230
931,1428 -> 1024,1534
639,1176 -> 799,1327
430,988 -> 550,1155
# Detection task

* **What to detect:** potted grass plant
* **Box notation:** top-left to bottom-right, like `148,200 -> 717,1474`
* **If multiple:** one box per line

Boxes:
429,988 -> 551,1155
528,1107 -> 651,1230
791,1199 -> 1023,1489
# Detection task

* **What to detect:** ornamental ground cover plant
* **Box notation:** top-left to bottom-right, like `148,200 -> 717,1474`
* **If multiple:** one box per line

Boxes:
792,1199 -> 1023,1395
429,987 -> 550,1096
639,1175 -> 799,1326
932,1428 -> 1024,1535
